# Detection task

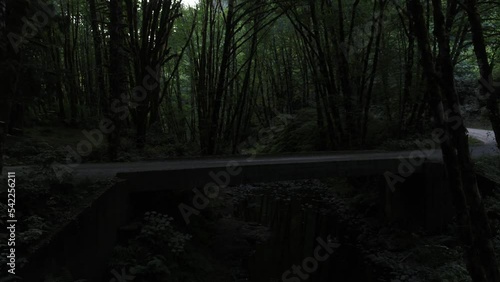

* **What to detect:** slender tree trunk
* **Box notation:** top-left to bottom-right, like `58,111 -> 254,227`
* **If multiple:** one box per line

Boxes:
361,0 -> 385,144
61,1 -> 79,125
196,2 -> 210,154
334,0 -> 355,146
89,0 -> 107,116
209,0 -> 235,154
232,1 -> 260,152
401,5 -> 415,135
109,0 -> 127,160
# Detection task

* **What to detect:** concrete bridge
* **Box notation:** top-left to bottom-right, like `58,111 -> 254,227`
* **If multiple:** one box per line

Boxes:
4,144 -> 499,193
112,144 -> 497,191
5,129 -> 497,189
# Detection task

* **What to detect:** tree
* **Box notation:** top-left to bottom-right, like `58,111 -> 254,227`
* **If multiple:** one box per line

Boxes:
408,0 -> 500,280
192,0 -> 278,154
88,0 -> 107,116
464,0 -> 500,148
108,0 -> 128,160
125,0 -> 182,148
282,0 -> 388,149
1,0 -> 31,170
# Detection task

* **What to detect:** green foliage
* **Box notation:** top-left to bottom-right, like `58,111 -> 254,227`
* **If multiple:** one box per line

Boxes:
139,211 -> 192,254
260,108 -> 319,153
475,156 -> 500,183
130,255 -> 172,278
109,211 -> 192,281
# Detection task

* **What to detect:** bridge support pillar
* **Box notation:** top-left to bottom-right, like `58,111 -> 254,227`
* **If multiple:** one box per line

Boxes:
423,162 -> 454,232
383,161 -> 454,232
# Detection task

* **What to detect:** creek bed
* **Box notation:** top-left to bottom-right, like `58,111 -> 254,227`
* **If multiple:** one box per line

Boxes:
105,177 -> 470,282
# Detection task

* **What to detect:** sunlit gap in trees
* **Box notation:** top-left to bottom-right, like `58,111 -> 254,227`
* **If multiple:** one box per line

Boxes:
182,0 -> 199,7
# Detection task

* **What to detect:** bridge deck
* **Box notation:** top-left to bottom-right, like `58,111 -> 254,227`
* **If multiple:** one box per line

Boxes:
4,145 -> 498,192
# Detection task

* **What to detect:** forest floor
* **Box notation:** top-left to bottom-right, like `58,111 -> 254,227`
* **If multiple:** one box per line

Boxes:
3,124 -> 196,166
0,165 -> 115,276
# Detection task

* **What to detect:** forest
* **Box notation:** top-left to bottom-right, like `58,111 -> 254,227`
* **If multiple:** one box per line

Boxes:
1,0 -> 500,281
0,0 -> 497,157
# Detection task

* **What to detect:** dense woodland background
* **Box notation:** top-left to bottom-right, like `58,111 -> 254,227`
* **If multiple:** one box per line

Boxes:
1,0 -> 500,281
0,0 -> 498,158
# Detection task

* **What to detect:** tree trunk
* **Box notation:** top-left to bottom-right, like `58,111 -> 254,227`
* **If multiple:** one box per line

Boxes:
464,0 -> 500,148
109,0 -> 127,160
125,0 -> 181,149
409,0 -> 500,281
61,2 -> 79,126
88,0 -> 107,115
209,0 -> 235,155
433,1 -> 500,280
400,4 -> 415,135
